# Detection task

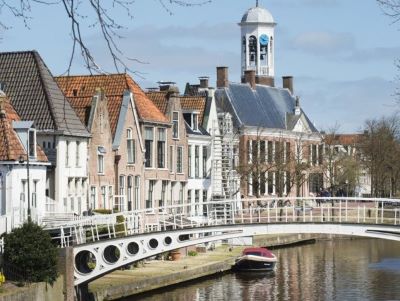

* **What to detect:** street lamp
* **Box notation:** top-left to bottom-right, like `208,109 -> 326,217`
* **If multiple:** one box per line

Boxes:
19,143 -> 31,223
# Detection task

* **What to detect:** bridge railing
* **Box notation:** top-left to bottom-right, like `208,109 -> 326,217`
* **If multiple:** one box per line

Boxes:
50,197 -> 400,247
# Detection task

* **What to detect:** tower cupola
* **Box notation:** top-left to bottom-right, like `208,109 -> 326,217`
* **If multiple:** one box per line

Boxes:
239,1 -> 276,86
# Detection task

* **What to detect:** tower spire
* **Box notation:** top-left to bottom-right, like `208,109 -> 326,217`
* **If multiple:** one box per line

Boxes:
256,0 -> 259,7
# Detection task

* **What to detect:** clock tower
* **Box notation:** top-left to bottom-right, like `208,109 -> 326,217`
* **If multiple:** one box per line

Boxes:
239,1 -> 276,86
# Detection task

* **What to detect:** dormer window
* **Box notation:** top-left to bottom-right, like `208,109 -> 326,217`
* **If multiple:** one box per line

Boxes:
28,128 -> 36,158
192,113 -> 199,132
183,112 -> 200,132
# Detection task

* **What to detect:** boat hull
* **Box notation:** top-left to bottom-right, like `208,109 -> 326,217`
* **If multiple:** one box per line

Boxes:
233,256 -> 276,272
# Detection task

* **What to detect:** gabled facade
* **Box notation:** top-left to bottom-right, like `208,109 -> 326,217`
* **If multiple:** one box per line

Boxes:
0,51 -> 90,215
148,85 -> 212,219
0,90 -> 49,232
145,86 -> 188,214
56,74 -> 147,212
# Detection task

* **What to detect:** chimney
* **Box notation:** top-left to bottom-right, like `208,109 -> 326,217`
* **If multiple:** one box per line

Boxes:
282,76 -> 294,94
199,76 -> 209,89
216,67 -> 229,88
0,89 -> 6,119
244,70 -> 256,89
158,81 -> 177,92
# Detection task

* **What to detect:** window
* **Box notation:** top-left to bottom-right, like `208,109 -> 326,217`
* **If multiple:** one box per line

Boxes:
108,185 -> 113,209
195,190 -> 200,216
127,128 -> 135,164
192,113 -> 199,131
101,186 -> 106,208
119,176 -> 125,211
66,141 -> 70,167
157,128 -> 166,168
32,180 -> 38,208
160,180 -> 167,211
97,146 -> 105,174
76,141 -> 80,167
248,35 -> 257,64
188,145 -> 192,177
127,176 -> 133,211
169,145 -> 174,172
177,147 -> 183,173
172,112 -> 179,139
146,180 -> 155,209
268,172 -> 274,194
134,176 -> 140,210
145,127 -> 154,168
90,186 -> 96,209
202,190 -> 208,216
195,146 -> 199,178
28,129 -> 36,158
268,141 -> 273,163
202,146 -> 208,178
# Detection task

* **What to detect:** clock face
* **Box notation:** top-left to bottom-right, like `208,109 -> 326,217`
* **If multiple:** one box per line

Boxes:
260,34 -> 269,46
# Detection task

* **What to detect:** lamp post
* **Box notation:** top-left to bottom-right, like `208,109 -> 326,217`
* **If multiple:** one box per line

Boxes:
19,135 -> 31,223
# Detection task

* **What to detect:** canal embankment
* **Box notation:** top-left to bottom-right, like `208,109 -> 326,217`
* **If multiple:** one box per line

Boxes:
89,233 -> 327,301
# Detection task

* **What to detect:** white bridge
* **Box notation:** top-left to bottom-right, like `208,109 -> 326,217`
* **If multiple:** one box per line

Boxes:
47,197 -> 400,286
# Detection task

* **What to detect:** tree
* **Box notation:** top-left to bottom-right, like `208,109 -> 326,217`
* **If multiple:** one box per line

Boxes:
3,222 -> 58,284
0,0 -> 211,73
359,115 -> 400,197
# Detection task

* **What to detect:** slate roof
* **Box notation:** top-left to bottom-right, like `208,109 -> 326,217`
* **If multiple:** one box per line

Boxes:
0,51 -> 89,137
56,74 -> 168,137
0,93 -> 48,162
215,83 -> 319,133
185,123 -> 210,136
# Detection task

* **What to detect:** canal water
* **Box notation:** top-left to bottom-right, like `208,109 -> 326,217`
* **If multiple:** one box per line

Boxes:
121,239 -> 400,301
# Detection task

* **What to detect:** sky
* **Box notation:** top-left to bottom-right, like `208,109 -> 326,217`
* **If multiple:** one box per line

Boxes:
1,0 -> 399,133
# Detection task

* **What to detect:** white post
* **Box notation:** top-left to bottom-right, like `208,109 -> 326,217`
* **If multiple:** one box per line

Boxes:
363,205 -> 366,223
339,201 -> 342,223
395,209 -> 397,225
250,205 -> 253,223
357,206 -> 360,223
241,207 -> 244,224
321,205 -> 324,223
285,206 -> 288,223
345,200 -> 348,222
310,209 -> 313,222
258,207 -> 261,223
381,201 -> 384,224
375,203 -> 378,224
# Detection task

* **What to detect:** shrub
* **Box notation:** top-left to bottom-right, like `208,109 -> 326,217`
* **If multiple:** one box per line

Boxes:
93,209 -> 112,214
3,222 -> 58,284
188,250 -> 198,256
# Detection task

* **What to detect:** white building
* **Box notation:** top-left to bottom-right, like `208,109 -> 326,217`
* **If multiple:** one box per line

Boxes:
0,51 -> 91,215
0,90 -> 49,234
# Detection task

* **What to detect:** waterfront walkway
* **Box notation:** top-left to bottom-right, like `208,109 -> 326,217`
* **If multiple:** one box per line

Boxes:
88,234 -> 316,301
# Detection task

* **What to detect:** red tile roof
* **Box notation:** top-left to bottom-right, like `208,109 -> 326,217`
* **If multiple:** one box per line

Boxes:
55,74 -> 168,137
326,134 -> 362,145
146,91 -> 207,124
0,94 -> 47,162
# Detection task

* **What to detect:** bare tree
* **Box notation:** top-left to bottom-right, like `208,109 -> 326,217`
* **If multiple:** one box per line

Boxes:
359,114 -> 400,197
0,0 -> 211,73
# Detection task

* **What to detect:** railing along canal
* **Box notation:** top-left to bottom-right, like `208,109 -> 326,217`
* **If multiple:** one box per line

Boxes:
49,197 -> 400,247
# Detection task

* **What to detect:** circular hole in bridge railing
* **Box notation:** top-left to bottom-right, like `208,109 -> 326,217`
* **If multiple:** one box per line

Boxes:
127,242 -> 139,255
178,234 -> 190,242
103,245 -> 120,264
148,238 -> 159,249
75,250 -> 96,274
164,236 -> 172,245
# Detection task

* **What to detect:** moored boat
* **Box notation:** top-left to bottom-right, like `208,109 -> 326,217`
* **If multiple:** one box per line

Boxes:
233,247 -> 277,272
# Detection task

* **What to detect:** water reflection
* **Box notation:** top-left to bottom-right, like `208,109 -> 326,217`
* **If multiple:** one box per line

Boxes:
121,239 -> 400,301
